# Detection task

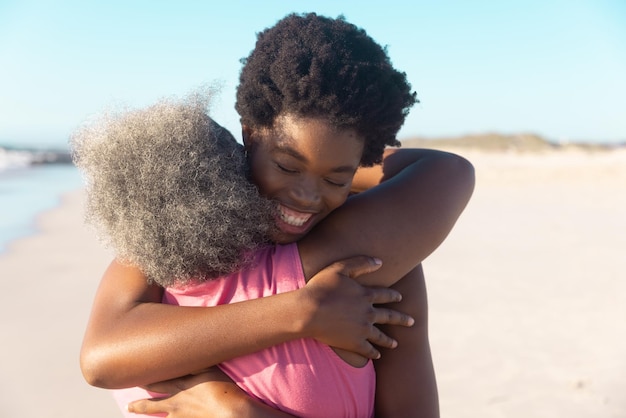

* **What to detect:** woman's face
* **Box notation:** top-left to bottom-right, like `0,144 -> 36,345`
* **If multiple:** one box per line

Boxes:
244,114 -> 365,244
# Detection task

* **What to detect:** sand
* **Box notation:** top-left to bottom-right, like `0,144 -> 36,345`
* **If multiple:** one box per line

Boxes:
0,191 -> 118,417
425,148 -> 626,418
0,149 -> 624,417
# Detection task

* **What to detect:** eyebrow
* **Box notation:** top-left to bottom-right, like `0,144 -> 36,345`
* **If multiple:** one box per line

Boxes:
273,143 -> 358,174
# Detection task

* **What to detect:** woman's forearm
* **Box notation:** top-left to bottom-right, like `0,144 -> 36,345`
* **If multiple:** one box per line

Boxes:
80,258 -> 409,389
80,261 -> 307,389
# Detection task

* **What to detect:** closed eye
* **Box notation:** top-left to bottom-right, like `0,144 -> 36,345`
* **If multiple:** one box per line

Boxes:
325,178 -> 348,187
276,163 -> 298,174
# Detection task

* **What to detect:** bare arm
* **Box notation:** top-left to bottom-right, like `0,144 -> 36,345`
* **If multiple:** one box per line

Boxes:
126,369 -> 296,418
81,261 -> 303,388
122,270 -> 436,418
81,256 -> 408,389
124,266 -> 440,418
374,265 -> 439,418
350,147 -> 420,193
298,148 -> 474,286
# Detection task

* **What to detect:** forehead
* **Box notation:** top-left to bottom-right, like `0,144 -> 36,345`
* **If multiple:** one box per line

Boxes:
267,114 -> 365,166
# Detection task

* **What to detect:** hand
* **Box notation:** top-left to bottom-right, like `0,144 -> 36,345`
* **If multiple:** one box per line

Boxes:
127,368 -> 240,418
127,368 -> 294,418
300,256 -> 415,360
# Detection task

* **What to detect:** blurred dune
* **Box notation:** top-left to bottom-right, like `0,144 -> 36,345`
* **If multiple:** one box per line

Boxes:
402,132 -> 625,153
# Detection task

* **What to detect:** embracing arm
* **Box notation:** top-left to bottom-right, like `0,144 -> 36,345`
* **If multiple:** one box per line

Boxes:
299,148 -> 474,285
81,260 -> 304,388
351,147 -> 425,193
122,266 -> 438,418
126,369 -> 296,418
80,255 -> 408,389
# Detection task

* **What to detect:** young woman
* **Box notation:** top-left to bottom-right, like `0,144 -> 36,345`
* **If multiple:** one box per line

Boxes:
79,13 -> 474,417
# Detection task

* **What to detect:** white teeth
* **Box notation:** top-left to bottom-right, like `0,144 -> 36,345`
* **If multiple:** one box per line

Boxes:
279,206 -> 312,226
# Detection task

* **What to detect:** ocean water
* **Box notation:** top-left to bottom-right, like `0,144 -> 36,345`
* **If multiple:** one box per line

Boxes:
0,164 -> 83,254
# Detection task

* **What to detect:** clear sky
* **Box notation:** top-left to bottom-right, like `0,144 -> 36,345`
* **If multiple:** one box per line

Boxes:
1,0 -> 625,148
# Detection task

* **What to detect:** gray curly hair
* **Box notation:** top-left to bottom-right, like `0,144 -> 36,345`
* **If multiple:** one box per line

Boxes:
71,91 -> 275,287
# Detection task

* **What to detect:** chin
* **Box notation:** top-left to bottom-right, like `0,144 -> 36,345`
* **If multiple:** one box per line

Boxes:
272,231 -> 303,245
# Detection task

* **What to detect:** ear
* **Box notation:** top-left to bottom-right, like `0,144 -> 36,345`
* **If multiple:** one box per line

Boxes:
241,125 -> 254,149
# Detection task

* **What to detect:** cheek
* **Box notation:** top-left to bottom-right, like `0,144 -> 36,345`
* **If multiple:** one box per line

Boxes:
251,166 -> 283,198
324,188 -> 351,212
249,155 -> 274,196
253,174 -> 274,198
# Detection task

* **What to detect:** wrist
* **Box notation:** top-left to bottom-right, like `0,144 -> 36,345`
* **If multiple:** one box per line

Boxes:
289,287 -> 316,340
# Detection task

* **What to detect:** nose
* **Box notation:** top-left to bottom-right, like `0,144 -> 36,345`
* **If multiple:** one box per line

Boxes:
289,175 -> 321,208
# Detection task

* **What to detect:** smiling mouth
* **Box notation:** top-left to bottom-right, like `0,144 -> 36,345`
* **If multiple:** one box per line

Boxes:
277,204 -> 313,227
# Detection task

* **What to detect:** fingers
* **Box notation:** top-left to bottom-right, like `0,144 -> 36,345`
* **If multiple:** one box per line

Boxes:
366,286 -> 403,304
367,326 -> 397,352
365,307 -> 415,354
354,340 -> 382,360
350,321 -> 410,359
367,298 -> 415,349
354,325 -> 398,359
127,397 -> 170,415
330,255 -> 383,279
370,306 -> 415,328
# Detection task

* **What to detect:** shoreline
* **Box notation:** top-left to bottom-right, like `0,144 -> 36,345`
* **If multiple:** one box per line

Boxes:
1,149 -> 624,417
0,189 -> 117,417
0,188 -> 81,258
0,164 -> 83,256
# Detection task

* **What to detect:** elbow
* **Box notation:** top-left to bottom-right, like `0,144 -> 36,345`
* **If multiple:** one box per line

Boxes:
429,151 -> 476,235
453,153 -> 476,200
436,151 -> 476,204
80,345 -> 123,389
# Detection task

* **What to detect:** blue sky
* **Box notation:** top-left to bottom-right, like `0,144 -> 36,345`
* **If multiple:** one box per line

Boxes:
1,0 -> 625,147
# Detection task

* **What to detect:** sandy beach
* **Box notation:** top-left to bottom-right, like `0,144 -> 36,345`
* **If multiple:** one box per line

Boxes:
426,148 -> 626,418
1,148 -> 624,417
0,191 -> 118,417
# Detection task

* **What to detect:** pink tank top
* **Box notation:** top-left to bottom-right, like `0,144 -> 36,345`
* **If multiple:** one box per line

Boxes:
113,244 -> 375,418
